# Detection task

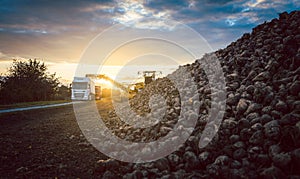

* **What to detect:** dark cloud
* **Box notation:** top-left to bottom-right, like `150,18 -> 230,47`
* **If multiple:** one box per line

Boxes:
144,0 -> 189,11
0,0 -> 117,62
0,0 -> 299,63
0,0 -> 115,31
142,0 -> 299,49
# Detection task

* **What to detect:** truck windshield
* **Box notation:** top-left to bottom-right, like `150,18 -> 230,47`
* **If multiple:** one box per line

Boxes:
72,82 -> 88,89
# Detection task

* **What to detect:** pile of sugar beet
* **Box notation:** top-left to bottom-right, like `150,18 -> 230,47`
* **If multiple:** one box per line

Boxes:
95,11 -> 300,178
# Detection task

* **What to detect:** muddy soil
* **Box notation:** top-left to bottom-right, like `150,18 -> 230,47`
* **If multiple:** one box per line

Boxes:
0,98 -> 115,178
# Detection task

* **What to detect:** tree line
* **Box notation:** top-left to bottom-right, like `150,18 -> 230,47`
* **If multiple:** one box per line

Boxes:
0,59 -> 70,104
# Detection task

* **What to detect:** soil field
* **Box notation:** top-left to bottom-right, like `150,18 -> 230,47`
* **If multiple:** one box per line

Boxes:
0,98 -> 115,178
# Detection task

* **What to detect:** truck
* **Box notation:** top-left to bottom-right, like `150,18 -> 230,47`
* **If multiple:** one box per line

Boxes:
71,77 -> 97,100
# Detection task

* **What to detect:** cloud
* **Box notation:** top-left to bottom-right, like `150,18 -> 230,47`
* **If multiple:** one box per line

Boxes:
0,0 -> 299,80
0,50 -> 31,62
246,0 -> 266,8
144,0 -> 189,11
0,0 -> 119,63
152,0 -> 299,49
111,0 -> 175,30
0,0 -> 116,35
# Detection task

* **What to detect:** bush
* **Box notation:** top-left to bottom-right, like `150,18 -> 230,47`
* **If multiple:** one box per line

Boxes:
0,59 -> 60,104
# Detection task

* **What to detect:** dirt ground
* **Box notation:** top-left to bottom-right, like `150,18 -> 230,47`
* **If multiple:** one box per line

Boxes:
0,98 -> 115,178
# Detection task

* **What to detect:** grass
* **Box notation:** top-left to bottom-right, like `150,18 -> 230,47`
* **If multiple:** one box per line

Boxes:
0,100 -> 72,110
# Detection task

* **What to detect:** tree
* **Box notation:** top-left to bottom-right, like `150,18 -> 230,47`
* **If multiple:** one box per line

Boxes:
56,84 -> 71,100
0,59 -> 60,104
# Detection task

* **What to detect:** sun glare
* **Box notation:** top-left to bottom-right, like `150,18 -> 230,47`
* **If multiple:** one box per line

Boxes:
95,79 -> 113,88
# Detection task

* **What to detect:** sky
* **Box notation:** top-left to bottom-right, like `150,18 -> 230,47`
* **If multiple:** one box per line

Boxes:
0,0 -> 299,83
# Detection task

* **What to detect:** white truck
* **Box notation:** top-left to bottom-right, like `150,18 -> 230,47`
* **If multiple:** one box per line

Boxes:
71,77 -> 97,100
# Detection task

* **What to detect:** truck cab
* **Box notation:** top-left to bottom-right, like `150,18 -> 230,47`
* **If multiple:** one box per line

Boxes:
71,77 -> 96,100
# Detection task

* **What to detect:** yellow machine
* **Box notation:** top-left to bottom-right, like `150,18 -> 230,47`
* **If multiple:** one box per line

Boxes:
128,82 -> 144,98
128,71 -> 162,98
138,71 -> 162,85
